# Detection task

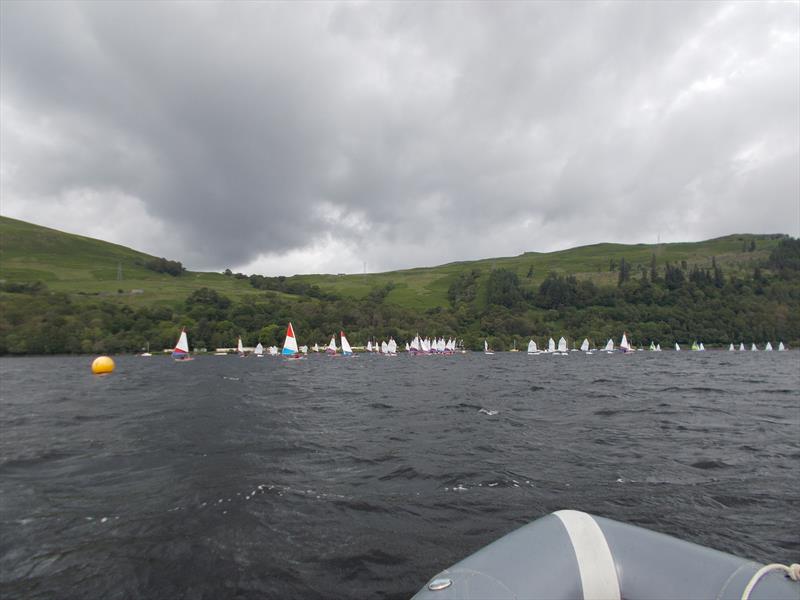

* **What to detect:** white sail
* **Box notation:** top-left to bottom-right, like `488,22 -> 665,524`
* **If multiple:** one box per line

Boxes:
674,342 -> 680,351
580,338 -> 589,352
327,336 -> 337,354
739,343 -> 745,351
751,343 -> 758,351
729,344 -> 734,351
254,342 -> 264,356
620,333 -> 630,351
765,342 -> 773,351
269,345 -> 278,356
410,336 -> 420,352
388,338 -> 397,354
484,339 -> 488,352
174,329 -> 189,353
605,339 -> 614,352
699,343 -> 705,351
527,340 -> 536,353
778,342 -> 786,351
340,332 -> 353,355
405,342 -> 410,351
557,337 -> 567,352
381,340 -> 389,353
366,341 -> 372,352
548,338 -> 556,352
655,344 -> 661,351
237,337 -> 244,354
313,343 -> 319,353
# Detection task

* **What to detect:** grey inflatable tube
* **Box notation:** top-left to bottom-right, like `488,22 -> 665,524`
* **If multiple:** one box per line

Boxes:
412,510 -> 798,600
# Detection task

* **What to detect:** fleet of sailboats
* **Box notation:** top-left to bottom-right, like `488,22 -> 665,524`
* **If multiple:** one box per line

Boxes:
153,325 -> 790,362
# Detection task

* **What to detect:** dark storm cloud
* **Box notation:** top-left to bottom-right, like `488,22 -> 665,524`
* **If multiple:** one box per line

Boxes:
1,1 -> 797,274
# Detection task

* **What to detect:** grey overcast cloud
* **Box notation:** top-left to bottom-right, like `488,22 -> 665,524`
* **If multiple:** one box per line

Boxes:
1,1 -> 798,275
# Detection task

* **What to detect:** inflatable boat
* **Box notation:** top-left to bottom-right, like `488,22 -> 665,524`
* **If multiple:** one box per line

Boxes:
413,510 -> 799,600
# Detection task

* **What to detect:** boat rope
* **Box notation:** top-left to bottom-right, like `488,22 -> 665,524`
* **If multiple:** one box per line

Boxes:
740,563 -> 800,600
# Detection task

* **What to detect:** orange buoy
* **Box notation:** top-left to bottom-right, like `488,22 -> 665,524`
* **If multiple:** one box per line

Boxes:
91,356 -> 115,374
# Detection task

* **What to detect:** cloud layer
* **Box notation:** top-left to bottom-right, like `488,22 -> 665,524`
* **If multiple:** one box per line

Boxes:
2,1 -> 798,274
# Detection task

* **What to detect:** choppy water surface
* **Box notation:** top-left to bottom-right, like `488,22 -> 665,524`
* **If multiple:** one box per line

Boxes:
1,352 -> 798,599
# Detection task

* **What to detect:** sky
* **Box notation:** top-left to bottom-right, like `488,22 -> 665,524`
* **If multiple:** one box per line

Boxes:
1,1 -> 798,275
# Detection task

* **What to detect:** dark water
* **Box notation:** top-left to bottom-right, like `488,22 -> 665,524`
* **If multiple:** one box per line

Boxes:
1,351 -> 798,599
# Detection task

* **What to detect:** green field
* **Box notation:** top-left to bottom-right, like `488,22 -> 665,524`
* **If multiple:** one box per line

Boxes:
0,215 -> 783,310
293,235 -> 779,310
0,216 -> 275,307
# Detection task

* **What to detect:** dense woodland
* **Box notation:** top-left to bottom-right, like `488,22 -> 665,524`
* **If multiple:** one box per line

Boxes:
1,238 -> 799,354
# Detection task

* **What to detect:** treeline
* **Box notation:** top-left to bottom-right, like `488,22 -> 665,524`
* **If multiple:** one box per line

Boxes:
144,257 -> 185,276
1,239 -> 798,354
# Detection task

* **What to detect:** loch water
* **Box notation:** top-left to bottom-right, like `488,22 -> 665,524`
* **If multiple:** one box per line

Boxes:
1,351 -> 798,599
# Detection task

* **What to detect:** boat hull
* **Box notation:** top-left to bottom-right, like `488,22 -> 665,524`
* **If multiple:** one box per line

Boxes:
413,510 -> 797,600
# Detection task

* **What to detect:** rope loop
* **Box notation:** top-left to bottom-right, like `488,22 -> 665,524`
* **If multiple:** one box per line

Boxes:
740,563 -> 800,600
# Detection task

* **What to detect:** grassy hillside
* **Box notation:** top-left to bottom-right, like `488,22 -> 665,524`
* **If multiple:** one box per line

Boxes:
0,216 -> 273,307
0,215 -> 785,311
293,235 -> 781,310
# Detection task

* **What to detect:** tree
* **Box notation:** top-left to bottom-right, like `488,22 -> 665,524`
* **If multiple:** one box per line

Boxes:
617,258 -> 631,286
712,257 -> 724,288
486,269 -> 523,308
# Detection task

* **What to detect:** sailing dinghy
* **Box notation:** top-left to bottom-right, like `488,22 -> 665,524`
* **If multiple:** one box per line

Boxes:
527,340 -> 538,355
604,339 -> 615,353
581,338 -> 590,353
340,331 -> 354,357
778,341 -> 786,351
484,340 -> 494,355
282,323 -> 303,359
765,342 -> 773,351
254,342 -> 264,357
237,336 -> 246,357
326,336 -> 337,355
739,342 -> 745,351
619,333 -> 632,353
172,328 -> 193,361
556,337 -> 568,355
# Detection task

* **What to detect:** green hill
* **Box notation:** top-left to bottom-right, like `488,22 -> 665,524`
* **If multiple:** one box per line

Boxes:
1,215 -> 797,355
293,235 -> 780,310
0,216 -> 268,306
0,215 -> 786,310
